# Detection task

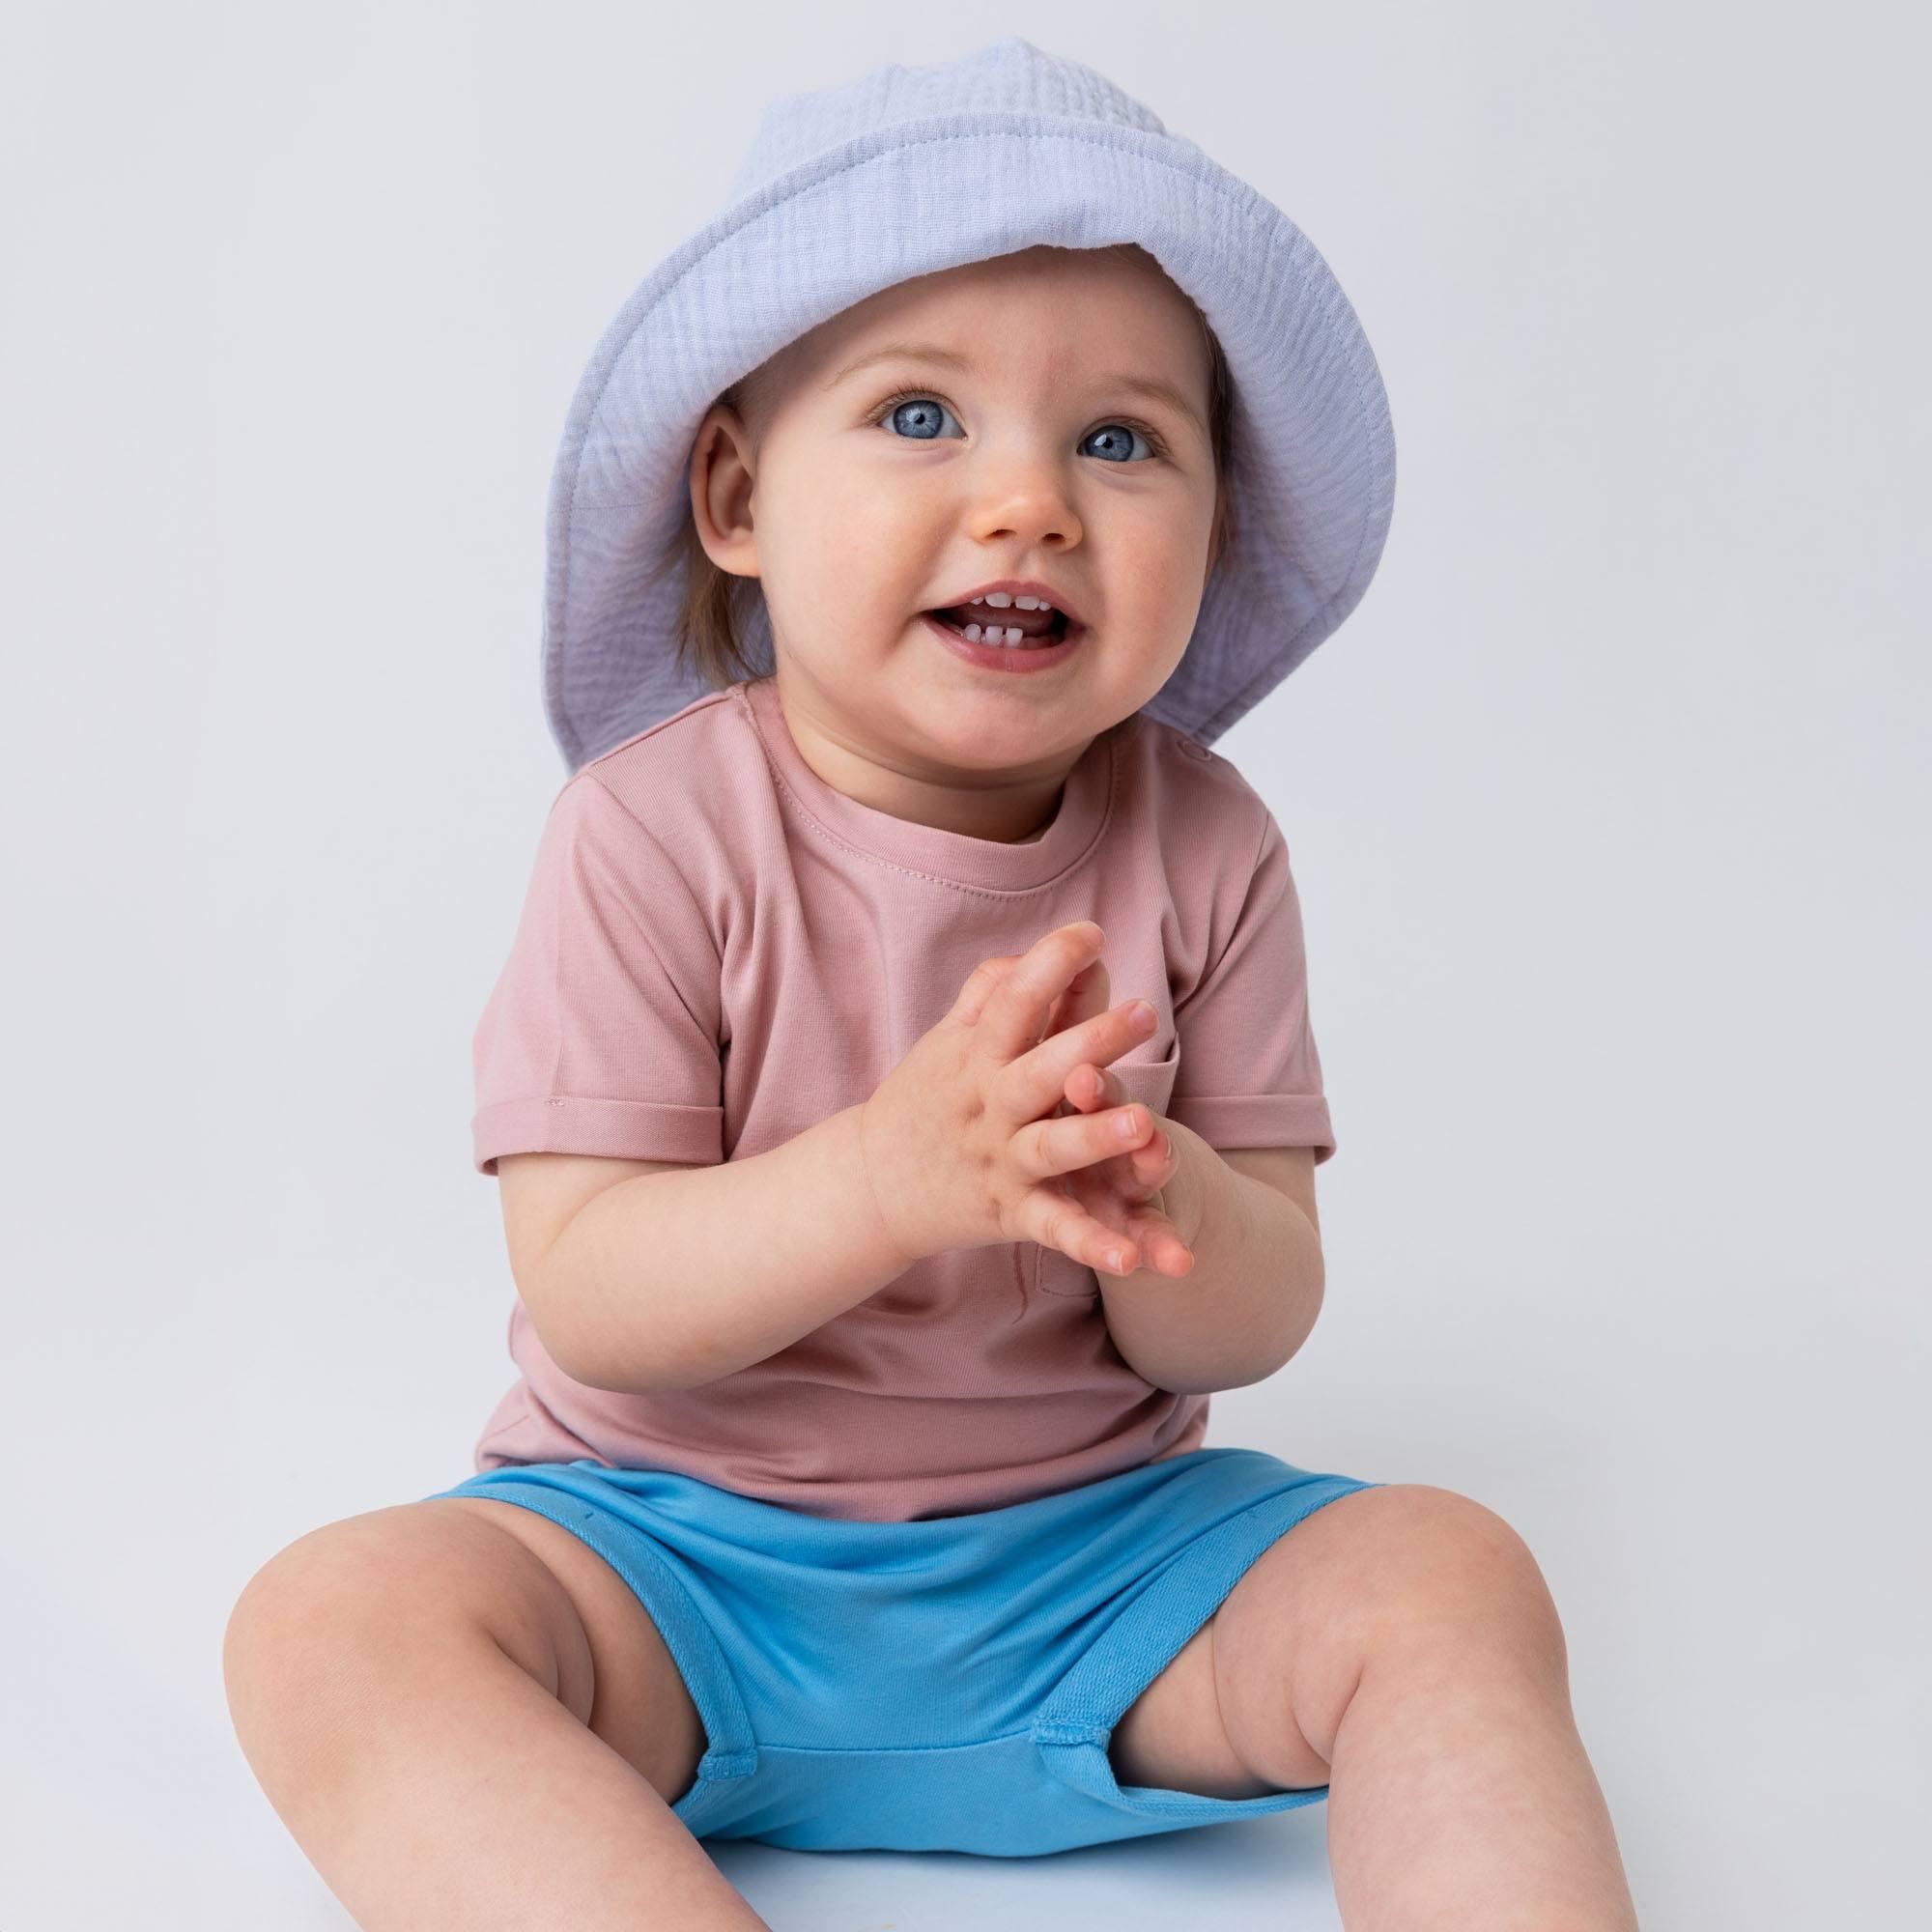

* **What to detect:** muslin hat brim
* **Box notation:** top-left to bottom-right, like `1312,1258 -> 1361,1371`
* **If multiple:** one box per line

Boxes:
543,70 -> 1395,769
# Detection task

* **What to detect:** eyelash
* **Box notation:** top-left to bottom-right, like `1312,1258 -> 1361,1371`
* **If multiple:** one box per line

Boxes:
864,386 -> 1173,462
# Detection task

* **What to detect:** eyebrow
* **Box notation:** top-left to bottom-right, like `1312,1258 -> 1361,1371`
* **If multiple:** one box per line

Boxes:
829,341 -> 1208,439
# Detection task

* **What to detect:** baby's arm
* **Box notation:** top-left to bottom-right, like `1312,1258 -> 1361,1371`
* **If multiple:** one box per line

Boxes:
512,1103 -> 908,1393
512,921 -> 1158,1397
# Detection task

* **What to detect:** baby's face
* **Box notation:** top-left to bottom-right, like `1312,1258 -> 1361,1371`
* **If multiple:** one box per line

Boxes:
693,245 -> 1220,779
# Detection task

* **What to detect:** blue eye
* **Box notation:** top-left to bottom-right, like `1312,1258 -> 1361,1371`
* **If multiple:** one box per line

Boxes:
1080,423 -> 1156,464
867,390 -> 1166,462
876,395 -> 961,440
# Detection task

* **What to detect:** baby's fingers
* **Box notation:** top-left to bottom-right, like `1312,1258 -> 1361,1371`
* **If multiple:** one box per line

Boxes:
1065,1061 -> 1109,1111
1132,1121 -> 1177,1184
1025,1184 -> 1140,1277
1118,1201 -> 1195,1277
1065,1063 -> 1176,1189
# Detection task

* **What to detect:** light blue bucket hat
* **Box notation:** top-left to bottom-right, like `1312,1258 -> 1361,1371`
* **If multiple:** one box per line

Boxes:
542,34 -> 1397,771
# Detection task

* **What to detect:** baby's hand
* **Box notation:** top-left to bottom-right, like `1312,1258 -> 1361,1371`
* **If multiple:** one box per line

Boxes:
1005,952 -> 1195,1279
857,922 -> 1167,1275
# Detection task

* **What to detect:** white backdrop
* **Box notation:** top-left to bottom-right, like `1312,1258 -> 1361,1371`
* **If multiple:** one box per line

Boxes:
4,4 -> 1925,1927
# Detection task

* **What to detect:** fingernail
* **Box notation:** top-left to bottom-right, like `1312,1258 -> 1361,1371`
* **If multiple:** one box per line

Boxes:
1116,1108 -> 1142,1140
1130,1000 -> 1156,1030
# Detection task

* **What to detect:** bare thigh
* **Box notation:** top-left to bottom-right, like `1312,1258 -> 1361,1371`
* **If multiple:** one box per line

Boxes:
1111,1484 -> 1564,1800
231,1493 -> 706,1807
423,1496 -> 706,1804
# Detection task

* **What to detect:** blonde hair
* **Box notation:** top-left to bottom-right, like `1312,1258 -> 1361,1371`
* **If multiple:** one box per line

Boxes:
649,245 -> 1238,693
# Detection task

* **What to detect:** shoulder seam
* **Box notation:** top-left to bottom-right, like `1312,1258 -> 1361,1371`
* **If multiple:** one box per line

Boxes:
576,688 -> 736,776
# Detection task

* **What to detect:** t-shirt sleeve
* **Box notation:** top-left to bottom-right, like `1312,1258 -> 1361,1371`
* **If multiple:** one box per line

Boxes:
1167,806 -> 1337,1163
469,773 -> 724,1177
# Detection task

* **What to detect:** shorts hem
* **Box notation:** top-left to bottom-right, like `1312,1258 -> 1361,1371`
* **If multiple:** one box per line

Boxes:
421,1465 -> 758,1833
1031,1470 -> 1382,1824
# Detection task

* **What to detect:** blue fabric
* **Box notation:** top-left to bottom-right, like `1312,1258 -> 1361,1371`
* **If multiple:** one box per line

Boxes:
422,1447 -> 1381,1857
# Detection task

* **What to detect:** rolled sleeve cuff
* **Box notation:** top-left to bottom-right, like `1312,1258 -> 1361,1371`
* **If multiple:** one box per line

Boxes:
472,1096 -> 724,1176
1168,1094 -> 1336,1164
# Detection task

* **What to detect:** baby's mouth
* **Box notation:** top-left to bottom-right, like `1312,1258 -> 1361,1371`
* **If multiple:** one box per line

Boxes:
925,600 -> 1071,647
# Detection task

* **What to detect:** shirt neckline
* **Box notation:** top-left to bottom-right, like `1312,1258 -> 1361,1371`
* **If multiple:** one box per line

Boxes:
733,674 -> 1118,892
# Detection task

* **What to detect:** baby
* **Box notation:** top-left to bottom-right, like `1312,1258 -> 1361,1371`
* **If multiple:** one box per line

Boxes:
223,38 -> 1641,1932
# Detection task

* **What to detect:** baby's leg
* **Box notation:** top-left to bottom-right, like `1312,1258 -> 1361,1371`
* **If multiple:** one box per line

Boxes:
1208,1484 -> 1641,1929
223,1495 -> 769,1931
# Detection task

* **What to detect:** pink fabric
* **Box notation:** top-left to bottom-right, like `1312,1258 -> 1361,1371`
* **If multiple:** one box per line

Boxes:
469,674 -> 1335,1520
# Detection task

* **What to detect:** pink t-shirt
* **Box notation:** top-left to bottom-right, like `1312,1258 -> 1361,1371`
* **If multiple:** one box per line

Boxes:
469,673 -> 1335,1520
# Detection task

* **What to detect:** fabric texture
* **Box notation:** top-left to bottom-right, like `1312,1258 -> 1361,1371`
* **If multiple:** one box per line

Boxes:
468,674 -> 1336,1520
424,1448 -> 1381,1855
535,34 -> 1396,769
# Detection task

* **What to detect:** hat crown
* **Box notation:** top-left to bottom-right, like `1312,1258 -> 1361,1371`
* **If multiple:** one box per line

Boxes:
724,36 -> 1169,205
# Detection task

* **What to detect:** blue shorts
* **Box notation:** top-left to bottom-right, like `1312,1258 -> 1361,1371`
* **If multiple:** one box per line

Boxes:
421,1447 -> 1381,1858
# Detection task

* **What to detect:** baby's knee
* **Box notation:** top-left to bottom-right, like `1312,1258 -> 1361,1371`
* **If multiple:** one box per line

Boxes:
223,1511 -> 458,1761
1355,1484 -> 1568,1675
